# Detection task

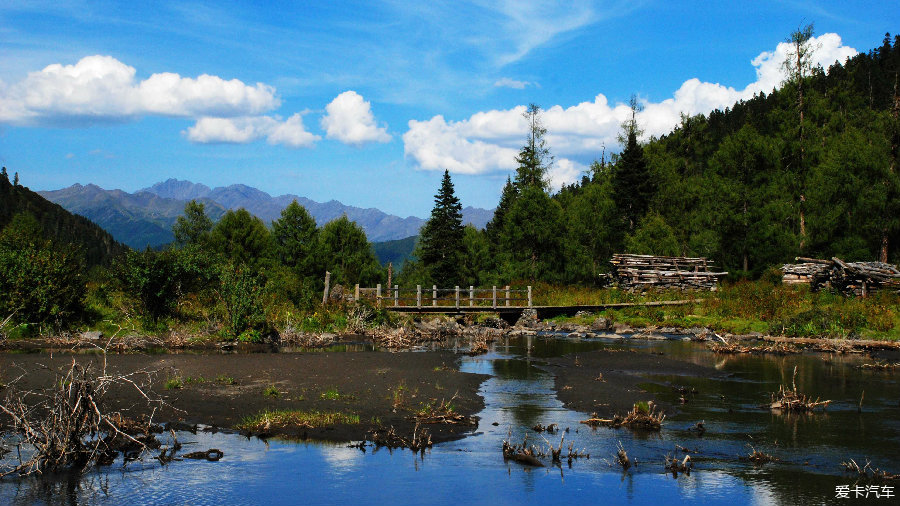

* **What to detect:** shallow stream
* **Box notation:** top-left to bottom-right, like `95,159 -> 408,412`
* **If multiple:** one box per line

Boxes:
1,334 -> 898,505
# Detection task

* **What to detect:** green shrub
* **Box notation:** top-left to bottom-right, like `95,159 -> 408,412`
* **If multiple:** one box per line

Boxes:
0,217 -> 86,327
220,263 -> 269,338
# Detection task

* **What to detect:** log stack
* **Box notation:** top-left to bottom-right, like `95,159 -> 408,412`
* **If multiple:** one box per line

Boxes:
781,257 -> 831,285
782,257 -> 900,296
827,258 -> 900,296
610,254 -> 728,292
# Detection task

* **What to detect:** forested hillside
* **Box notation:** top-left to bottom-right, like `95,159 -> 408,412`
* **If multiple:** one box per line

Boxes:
405,31 -> 900,287
0,170 -> 126,267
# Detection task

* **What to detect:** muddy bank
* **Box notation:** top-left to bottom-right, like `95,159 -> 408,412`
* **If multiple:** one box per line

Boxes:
539,348 -> 723,417
0,351 -> 488,444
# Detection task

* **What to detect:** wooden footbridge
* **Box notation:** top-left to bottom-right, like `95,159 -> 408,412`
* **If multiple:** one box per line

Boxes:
331,281 -> 696,324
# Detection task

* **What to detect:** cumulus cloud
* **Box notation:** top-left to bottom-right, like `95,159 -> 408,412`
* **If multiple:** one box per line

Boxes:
403,33 -> 858,188
184,113 -> 319,147
320,90 -> 391,145
494,78 -> 532,89
0,55 -> 279,126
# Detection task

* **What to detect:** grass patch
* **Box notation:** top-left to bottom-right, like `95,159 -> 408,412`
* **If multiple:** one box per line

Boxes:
164,376 -> 184,390
391,381 -> 409,410
320,387 -> 353,400
263,385 -> 280,398
238,410 -> 361,431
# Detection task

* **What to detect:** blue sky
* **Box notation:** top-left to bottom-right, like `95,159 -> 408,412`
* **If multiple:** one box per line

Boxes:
0,1 -> 897,217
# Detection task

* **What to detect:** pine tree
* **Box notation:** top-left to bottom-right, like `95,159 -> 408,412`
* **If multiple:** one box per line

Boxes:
612,96 -> 655,232
485,176 -> 517,243
514,104 -> 552,191
272,200 -> 318,277
419,170 -> 465,286
783,23 -> 818,248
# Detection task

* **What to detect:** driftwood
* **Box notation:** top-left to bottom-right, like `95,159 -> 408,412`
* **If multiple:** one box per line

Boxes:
368,423 -> 432,456
611,254 -> 727,292
0,359 -> 169,478
841,458 -> 899,481
581,401 -> 665,431
767,366 -> 831,412
665,454 -> 692,477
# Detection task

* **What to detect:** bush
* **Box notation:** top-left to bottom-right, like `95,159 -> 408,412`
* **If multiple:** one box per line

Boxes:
219,263 -> 269,338
115,249 -> 186,323
0,235 -> 85,328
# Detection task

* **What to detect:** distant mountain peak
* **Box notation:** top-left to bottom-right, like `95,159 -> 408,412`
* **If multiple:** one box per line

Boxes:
141,179 -> 212,201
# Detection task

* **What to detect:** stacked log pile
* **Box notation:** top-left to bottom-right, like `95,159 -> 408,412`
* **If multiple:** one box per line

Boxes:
782,257 -> 900,296
610,254 -> 728,291
827,258 -> 900,296
781,258 -> 831,285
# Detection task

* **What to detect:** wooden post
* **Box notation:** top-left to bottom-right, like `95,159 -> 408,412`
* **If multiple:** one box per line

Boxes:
492,286 -> 497,309
322,271 -> 331,306
394,285 -> 399,307
355,284 -> 360,302
455,286 -> 460,308
376,284 -> 382,307
527,286 -> 532,307
432,285 -> 437,307
387,262 -> 393,291
416,285 -> 422,308
469,286 -> 474,307
505,285 -> 510,307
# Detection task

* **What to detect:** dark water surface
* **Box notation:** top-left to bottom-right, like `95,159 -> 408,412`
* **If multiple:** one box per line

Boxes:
2,335 -> 898,505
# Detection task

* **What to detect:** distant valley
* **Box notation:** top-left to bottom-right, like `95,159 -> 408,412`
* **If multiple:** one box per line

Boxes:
39,179 -> 493,252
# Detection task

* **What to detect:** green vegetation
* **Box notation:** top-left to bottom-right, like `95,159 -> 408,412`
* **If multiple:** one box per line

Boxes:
263,385 -> 280,398
540,281 -> 899,340
238,410 -> 361,431
164,376 -> 184,390
0,212 -> 86,328
320,387 -> 347,400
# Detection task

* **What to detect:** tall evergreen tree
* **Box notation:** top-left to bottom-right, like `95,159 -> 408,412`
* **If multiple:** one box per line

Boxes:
612,96 -> 655,232
317,216 -> 382,287
419,170 -> 465,286
209,209 -> 274,267
485,176 -> 517,244
783,23 -> 818,248
514,104 -> 552,191
272,200 -> 318,276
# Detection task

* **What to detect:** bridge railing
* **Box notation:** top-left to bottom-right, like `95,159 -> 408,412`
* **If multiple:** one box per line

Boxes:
352,284 -> 532,309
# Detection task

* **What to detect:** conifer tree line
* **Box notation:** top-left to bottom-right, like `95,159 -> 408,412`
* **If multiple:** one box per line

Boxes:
405,29 -> 900,286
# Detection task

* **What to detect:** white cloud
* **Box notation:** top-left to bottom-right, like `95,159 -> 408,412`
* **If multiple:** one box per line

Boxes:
321,91 -> 391,145
0,55 -> 279,125
184,113 -> 319,148
403,33 -> 858,188
494,78 -> 531,89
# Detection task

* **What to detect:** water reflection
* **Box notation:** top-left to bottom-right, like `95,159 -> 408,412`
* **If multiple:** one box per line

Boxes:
2,334 -> 898,505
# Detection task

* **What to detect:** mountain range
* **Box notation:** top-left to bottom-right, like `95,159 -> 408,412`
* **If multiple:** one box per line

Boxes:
39,179 -> 494,249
